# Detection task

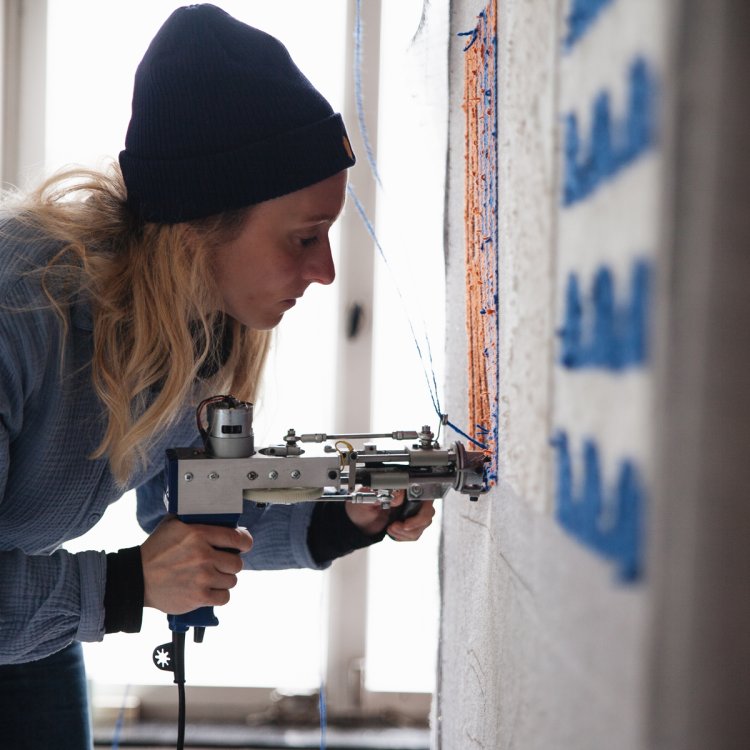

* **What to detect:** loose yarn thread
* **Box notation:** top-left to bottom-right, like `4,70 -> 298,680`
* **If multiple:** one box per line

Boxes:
347,184 -> 484,451
353,0 -> 382,187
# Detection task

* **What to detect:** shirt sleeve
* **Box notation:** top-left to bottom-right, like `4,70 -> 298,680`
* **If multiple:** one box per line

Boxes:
306,501 -> 387,564
239,500 -> 324,570
0,276 -> 107,664
0,408 -> 107,663
135,468 -> 170,534
0,546 -> 106,664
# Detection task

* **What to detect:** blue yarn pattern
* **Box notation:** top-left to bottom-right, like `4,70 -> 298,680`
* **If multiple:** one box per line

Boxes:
562,57 -> 657,206
564,0 -> 616,50
558,259 -> 651,370
550,431 -> 643,581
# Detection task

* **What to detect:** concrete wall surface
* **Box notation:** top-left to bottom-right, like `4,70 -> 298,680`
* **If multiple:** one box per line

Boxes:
436,0 -> 749,748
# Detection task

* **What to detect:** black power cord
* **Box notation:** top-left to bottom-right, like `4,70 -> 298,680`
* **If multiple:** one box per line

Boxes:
153,630 -> 191,750
172,631 -> 186,750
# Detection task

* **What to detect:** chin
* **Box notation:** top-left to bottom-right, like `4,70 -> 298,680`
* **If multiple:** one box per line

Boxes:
250,313 -> 285,331
227,296 -> 294,329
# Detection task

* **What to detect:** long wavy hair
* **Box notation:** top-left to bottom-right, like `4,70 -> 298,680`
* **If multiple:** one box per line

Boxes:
10,164 -> 271,486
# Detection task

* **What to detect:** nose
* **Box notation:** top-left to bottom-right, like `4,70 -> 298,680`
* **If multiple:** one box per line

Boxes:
304,237 -> 336,286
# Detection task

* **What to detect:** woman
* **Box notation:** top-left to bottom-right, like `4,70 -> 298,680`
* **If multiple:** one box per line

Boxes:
0,5 -> 434,747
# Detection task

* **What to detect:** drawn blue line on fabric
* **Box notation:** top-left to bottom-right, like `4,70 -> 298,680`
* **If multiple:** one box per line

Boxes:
564,0 -> 616,50
354,0 -> 382,187
563,57 -> 657,206
346,184 -> 487,451
558,259 -> 651,370
550,430 -> 643,581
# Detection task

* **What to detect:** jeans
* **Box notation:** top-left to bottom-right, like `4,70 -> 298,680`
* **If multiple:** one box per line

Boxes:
0,641 -> 92,750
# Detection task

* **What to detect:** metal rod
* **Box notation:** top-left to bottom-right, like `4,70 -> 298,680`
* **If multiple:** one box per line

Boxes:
299,431 -> 418,442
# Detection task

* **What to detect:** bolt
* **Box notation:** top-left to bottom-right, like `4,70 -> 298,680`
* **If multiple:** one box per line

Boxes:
269,470 -> 279,480
208,471 -> 220,481
184,472 -> 194,482
247,471 -> 258,481
409,483 -> 424,498
290,470 -> 301,480
328,470 -> 339,481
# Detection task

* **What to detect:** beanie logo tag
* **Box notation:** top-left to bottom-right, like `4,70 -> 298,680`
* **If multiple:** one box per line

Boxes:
342,135 -> 354,160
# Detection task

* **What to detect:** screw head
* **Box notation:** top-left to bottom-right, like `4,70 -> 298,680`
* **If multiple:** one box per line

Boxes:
290,469 -> 301,480
208,471 -> 220,481
268,470 -> 279,480
184,472 -> 194,482
247,471 -> 258,481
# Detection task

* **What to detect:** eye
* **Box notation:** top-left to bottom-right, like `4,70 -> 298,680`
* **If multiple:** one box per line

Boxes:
299,235 -> 320,248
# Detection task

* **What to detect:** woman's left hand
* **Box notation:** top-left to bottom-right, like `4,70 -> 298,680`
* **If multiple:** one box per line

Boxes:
345,490 -> 435,540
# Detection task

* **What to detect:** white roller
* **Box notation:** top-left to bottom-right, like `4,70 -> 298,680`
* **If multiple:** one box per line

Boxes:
242,487 -> 323,504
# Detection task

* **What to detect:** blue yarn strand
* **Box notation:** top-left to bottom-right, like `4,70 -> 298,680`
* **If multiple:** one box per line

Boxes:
446,420 -> 488,450
457,28 -> 478,51
347,184 -> 485,451
110,684 -> 130,750
349,5 -> 487,451
318,680 -> 327,750
354,0 -> 382,187
347,184 -> 443,419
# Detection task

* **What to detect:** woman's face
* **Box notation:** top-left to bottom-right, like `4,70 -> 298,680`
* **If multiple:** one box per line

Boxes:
213,170 -> 347,329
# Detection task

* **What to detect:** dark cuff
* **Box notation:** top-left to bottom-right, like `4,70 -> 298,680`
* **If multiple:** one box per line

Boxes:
103,546 -> 144,634
307,502 -> 387,565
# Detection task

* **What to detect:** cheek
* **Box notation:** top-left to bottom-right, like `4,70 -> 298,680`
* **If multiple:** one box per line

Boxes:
214,250 -> 257,314
214,253 -> 239,300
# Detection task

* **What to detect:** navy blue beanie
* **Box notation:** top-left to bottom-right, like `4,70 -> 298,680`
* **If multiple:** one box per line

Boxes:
119,4 -> 356,224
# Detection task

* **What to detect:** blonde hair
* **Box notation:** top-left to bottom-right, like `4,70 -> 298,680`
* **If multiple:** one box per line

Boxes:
11,164 -> 271,485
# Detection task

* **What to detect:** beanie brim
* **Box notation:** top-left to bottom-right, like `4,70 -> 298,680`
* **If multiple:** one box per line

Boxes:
119,113 -> 355,224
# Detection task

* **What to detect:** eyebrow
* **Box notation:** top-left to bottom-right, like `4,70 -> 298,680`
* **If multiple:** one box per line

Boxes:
298,213 -> 339,224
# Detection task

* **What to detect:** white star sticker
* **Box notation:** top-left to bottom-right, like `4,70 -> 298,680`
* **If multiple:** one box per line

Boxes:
154,648 -> 171,668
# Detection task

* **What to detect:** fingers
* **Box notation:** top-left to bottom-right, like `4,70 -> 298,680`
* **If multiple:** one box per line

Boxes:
388,489 -> 406,507
387,500 -> 435,542
346,492 -> 437,540
141,517 -> 253,614
199,524 -> 254,555
345,498 -> 392,535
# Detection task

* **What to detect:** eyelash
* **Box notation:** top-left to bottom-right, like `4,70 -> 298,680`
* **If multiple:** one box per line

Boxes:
299,235 -> 320,248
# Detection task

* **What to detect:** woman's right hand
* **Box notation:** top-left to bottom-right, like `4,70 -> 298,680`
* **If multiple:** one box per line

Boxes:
140,516 -> 253,614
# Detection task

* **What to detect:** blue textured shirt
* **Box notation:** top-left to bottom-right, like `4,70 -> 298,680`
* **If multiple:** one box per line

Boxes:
0,219 -> 321,665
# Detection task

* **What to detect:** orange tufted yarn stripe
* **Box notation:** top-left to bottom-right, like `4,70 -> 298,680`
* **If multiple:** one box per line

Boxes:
462,1 -> 498,483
